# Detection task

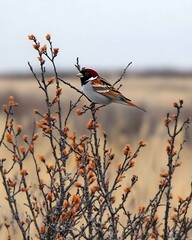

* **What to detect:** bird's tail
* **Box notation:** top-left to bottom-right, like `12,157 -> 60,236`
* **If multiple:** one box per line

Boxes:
124,99 -> 147,113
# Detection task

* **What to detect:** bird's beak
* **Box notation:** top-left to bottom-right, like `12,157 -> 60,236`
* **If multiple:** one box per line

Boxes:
76,72 -> 83,78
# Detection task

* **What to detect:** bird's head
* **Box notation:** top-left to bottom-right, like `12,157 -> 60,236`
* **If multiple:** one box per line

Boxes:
76,68 -> 99,85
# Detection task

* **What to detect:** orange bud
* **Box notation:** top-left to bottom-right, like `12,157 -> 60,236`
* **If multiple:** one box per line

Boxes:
88,177 -> 96,185
76,109 -> 83,116
123,144 -> 131,155
48,77 -> 56,84
52,96 -> 58,104
117,163 -> 122,171
17,125 -> 22,134
110,196 -> 115,204
117,175 -> 124,182
78,169 -> 84,175
40,226 -> 45,234
124,186 -> 131,194
38,155 -> 46,163
9,100 -> 14,107
23,135 -> 28,142
139,140 -> 146,147
40,44 -> 47,54
33,133 -> 39,140
63,200 -> 69,209
74,182 -> 82,188
2,104 -> 7,111
56,87 -> 62,96
53,48 -> 59,56
19,146 -> 25,154
87,119 -> 94,130
47,193 -> 53,201
129,160 -> 135,167
138,205 -> 145,212
71,194 -> 81,204
178,196 -> 183,202
45,34 -> 51,40
28,34 -> 36,41
33,42 -> 40,50
10,181 -> 17,187
20,169 -> 28,176
6,133 -> 13,143
164,117 -> 171,126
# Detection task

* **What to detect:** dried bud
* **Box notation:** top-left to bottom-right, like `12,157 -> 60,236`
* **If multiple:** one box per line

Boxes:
56,87 -> 62,96
45,34 -> 51,40
71,194 -> 81,204
160,172 -> 168,178
117,163 -> 122,171
87,119 -> 94,130
78,169 -> 84,175
17,125 -> 22,134
131,175 -> 138,183
178,196 -> 183,202
6,133 -> 13,143
173,102 -> 178,108
139,140 -> 146,147
124,186 -> 131,194
9,99 -> 14,107
38,155 -> 46,163
28,34 -> 36,41
74,182 -> 82,188
48,77 -> 56,85
123,144 -> 131,155
117,175 -> 124,182
19,146 -> 25,154
2,104 -> 7,111
47,193 -> 53,201
40,44 -> 47,54
33,109 -> 39,114
179,99 -> 183,105
109,152 -> 115,160
20,169 -> 28,176
76,109 -> 83,116
23,135 -> 28,142
33,133 -> 39,140
138,205 -> 145,212
33,42 -> 40,50
53,48 -> 59,56
166,145 -> 171,153
164,117 -> 171,126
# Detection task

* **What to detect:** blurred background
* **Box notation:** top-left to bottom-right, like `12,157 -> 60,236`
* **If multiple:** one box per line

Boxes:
1,0 -> 192,73
0,0 -> 192,236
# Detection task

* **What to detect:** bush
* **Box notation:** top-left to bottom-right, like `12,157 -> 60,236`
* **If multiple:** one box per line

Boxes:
0,35 -> 191,240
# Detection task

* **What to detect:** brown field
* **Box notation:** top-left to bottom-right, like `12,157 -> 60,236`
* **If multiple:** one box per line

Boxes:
0,75 -> 192,237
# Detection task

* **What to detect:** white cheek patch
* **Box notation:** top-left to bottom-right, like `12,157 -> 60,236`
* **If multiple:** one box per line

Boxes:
89,77 -> 98,81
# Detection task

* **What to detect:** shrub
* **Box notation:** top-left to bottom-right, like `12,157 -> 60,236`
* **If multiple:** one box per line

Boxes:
0,35 -> 191,240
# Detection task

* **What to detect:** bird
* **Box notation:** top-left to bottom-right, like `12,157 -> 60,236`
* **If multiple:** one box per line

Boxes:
76,68 -> 147,112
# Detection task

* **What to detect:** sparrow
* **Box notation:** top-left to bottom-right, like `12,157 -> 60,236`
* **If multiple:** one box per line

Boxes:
77,68 -> 147,112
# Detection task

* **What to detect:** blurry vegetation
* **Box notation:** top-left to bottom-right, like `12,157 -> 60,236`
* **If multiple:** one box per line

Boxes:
0,35 -> 191,239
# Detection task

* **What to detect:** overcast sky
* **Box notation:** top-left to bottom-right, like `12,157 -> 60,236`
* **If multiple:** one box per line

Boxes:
1,0 -> 192,73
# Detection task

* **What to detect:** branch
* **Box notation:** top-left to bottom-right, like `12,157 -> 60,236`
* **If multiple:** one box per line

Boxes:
113,61 -> 132,87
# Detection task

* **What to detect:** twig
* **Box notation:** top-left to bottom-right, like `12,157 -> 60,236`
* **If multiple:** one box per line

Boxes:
113,61 -> 132,87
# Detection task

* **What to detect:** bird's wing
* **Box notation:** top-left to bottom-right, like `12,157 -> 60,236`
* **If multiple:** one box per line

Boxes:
91,76 -> 147,112
92,76 -> 131,102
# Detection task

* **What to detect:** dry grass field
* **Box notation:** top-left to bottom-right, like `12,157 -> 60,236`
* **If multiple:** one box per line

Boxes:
0,75 -> 192,237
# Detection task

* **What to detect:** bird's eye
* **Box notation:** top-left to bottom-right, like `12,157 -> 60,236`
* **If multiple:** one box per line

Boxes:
85,72 -> 89,76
